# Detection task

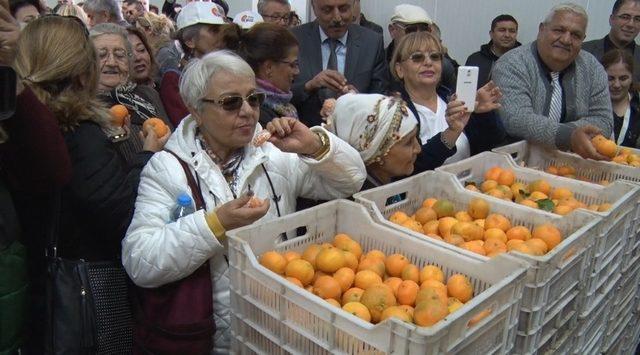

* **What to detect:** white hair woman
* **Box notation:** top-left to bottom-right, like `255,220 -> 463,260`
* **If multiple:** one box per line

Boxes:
122,50 -> 366,354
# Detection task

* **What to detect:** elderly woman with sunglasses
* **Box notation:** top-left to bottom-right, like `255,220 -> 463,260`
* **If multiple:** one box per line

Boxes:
390,31 -> 503,172
122,50 -> 366,354
90,23 -> 172,163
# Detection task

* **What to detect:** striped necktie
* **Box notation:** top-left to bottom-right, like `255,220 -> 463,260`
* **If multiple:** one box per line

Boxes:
548,72 -> 562,122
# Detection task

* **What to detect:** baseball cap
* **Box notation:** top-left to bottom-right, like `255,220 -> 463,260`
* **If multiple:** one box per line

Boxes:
233,11 -> 264,30
176,2 -> 226,31
390,4 -> 433,25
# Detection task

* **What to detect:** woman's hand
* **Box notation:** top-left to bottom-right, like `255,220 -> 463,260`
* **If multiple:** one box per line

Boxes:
266,117 -> 323,155
474,81 -> 502,113
445,95 -> 471,133
215,193 -> 270,231
140,123 -> 170,152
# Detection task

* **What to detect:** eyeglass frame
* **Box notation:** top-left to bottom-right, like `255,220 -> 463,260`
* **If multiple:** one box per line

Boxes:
404,51 -> 443,64
96,47 -> 132,63
615,14 -> 640,24
261,13 -> 290,23
394,22 -> 431,34
200,92 -> 266,111
277,59 -> 299,69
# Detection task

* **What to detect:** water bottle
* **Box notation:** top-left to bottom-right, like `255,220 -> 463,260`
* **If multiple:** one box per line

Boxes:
172,193 -> 195,221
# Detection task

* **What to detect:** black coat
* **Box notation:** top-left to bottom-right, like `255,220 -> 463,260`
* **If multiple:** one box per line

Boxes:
465,41 -> 522,88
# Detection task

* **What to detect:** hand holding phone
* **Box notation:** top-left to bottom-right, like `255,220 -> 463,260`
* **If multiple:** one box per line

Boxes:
455,66 -> 479,112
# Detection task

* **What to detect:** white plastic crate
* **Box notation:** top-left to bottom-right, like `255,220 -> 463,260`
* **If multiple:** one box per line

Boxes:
352,171 -> 600,353
573,274 -> 620,354
493,140 -> 640,184
227,200 -> 528,355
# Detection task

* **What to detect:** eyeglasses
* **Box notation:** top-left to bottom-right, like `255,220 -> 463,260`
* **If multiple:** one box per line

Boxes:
97,48 -> 130,62
201,92 -> 266,111
278,59 -> 299,69
616,14 -> 640,24
262,13 -> 290,23
396,22 -> 430,33
405,51 -> 443,64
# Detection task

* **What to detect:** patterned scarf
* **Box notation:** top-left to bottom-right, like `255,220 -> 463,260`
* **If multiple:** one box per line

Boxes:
109,82 -> 159,124
196,131 -> 245,197
256,78 -> 299,119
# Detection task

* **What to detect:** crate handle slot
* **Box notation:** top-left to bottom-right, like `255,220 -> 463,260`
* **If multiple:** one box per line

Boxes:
384,192 -> 409,207
466,305 -> 494,328
455,168 -> 472,181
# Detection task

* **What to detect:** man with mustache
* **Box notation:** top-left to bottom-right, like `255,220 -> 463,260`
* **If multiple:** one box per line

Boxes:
492,3 -> 613,160
291,0 -> 388,127
583,0 -> 640,82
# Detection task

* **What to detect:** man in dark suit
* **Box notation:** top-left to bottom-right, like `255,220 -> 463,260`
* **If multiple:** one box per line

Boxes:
291,0 -> 388,127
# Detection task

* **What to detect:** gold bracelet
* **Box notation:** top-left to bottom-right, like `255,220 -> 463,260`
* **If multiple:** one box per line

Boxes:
205,211 -> 226,242
309,131 -> 330,160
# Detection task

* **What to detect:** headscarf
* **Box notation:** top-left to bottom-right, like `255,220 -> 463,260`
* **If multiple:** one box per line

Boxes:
323,93 -> 418,165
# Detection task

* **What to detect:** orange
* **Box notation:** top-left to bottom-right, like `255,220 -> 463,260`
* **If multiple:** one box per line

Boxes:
529,179 -> 551,196
385,254 -> 411,277
454,211 -> 474,222
519,199 -> 539,209
466,184 -> 480,192
354,270 -> 383,290
333,233 -> 352,246
532,223 -> 563,250
365,250 -> 386,261
341,240 -> 363,260
506,239 -> 525,251
545,165 -> 559,175
423,220 -> 440,235
342,287 -> 364,305
285,259 -> 315,286
259,251 -> 287,275
497,169 -> 516,186
301,244 -> 322,268
452,221 -> 485,241
286,276 -> 303,287
142,117 -> 169,137
461,241 -> 487,256
525,238 -> 549,255
419,265 -> 445,284
448,297 -> 464,313
413,298 -> 448,327
484,228 -> 507,243
447,274 -> 474,303
389,211 -> 410,224
486,188 -> 506,200
325,298 -> 341,307
438,217 -> 459,238
342,251 -> 359,271
511,182 -> 529,200
483,239 -> 507,255
587,204 -> 600,211
484,166 -> 503,181
553,205 -> 573,216
383,277 -> 403,296
486,249 -> 506,258
283,250 -> 301,263
481,180 -> 499,193
320,243 -> 334,250
551,188 -> 573,200
419,280 -> 448,299
313,275 -> 342,300
333,267 -> 355,292
474,219 -> 485,229
433,200 -> 455,218
484,214 -> 512,232
422,198 -> 438,209
591,134 -> 607,145
342,302 -> 372,322
416,284 -> 448,305
398,305 -> 415,319
558,166 -> 575,176
312,270 -> 329,284
400,264 -> 420,283
357,257 -> 385,277
598,203 -> 613,212
380,305 -> 413,323
425,234 -> 444,241
396,280 -> 420,306
360,284 -> 397,323
444,234 -> 466,246
529,191 -> 549,201
595,139 -> 617,158
305,285 -> 313,292
316,247 -> 346,273
468,198 -> 490,219
402,219 -> 424,233
511,243 -> 536,255
109,104 -> 128,126
505,226 -> 531,241
415,207 -> 438,224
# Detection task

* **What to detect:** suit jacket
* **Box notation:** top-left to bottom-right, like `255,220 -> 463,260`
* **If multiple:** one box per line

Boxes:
582,35 -> 640,83
291,22 -> 389,127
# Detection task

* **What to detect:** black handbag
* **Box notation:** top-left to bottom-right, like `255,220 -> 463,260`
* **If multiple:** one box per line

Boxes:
45,190 -> 133,354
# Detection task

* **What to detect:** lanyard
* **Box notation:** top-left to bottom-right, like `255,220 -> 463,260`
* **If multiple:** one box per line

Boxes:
617,94 -> 632,146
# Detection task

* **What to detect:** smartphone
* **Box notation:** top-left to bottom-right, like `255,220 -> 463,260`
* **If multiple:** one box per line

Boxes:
0,66 -> 17,121
455,66 -> 479,112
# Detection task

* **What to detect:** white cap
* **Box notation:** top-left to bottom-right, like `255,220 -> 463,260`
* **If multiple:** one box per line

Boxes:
233,11 -> 263,30
390,4 -> 433,25
176,2 -> 226,31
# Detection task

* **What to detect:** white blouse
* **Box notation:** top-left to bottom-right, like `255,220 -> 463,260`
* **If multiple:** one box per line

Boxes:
414,96 -> 471,164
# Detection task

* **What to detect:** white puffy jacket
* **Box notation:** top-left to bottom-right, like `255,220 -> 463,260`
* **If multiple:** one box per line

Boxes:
122,115 -> 366,353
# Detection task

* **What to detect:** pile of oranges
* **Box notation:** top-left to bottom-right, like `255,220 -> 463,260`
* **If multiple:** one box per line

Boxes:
543,165 -> 609,186
592,135 -> 640,167
259,233 -> 484,327
388,197 -> 563,257
466,166 -> 612,215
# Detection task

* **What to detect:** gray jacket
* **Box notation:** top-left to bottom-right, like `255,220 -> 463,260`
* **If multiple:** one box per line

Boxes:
492,42 -> 612,150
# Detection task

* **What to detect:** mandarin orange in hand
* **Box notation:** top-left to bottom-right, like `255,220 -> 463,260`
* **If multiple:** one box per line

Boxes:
142,117 -> 169,137
110,104 -> 128,127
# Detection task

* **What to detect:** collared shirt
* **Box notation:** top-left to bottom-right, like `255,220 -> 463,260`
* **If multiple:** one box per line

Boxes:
604,34 -> 636,56
319,26 -> 348,74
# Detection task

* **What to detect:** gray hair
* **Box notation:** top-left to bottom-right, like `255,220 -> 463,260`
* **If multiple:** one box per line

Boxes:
257,0 -> 290,15
56,4 -> 89,25
543,3 -> 588,25
180,50 -> 255,113
90,23 -> 133,72
83,0 -> 123,22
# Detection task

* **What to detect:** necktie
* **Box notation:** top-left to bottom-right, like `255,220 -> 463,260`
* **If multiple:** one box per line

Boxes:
548,72 -> 562,123
327,38 -> 338,71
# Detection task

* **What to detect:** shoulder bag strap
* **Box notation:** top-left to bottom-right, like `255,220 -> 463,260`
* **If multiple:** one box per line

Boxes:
165,150 -> 206,211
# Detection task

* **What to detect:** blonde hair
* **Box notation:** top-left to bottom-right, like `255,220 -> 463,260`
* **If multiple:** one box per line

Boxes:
56,4 -> 89,25
14,16 -> 111,130
390,31 -> 443,81
136,11 -> 174,51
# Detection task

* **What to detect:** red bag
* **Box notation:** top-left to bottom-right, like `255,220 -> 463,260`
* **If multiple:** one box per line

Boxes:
133,151 -> 214,355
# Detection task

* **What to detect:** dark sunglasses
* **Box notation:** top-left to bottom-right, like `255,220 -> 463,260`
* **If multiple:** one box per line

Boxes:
40,13 -> 90,38
406,51 -> 443,64
201,92 -> 266,111
399,23 -> 430,34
